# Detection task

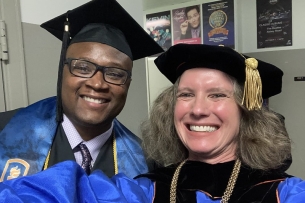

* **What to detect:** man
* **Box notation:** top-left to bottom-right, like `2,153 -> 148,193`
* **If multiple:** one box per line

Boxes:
180,5 -> 201,39
0,0 -> 163,181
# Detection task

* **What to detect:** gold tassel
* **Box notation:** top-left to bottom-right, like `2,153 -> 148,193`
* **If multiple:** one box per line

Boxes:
242,58 -> 262,110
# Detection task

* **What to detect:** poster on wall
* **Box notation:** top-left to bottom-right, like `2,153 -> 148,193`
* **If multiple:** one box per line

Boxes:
202,0 -> 235,48
146,11 -> 172,51
172,5 -> 201,45
257,0 -> 292,48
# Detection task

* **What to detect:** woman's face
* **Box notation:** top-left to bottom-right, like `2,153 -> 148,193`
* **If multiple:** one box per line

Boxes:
174,68 -> 240,164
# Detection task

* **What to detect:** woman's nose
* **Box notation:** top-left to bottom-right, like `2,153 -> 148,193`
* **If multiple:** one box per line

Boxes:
191,97 -> 210,117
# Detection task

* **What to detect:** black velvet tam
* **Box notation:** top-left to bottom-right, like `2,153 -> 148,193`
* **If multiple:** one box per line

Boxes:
154,44 -> 283,98
40,0 -> 163,60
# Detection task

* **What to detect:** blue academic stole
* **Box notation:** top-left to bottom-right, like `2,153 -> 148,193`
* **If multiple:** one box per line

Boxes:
114,119 -> 148,178
0,96 -> 148,181
0,97 -> 57,181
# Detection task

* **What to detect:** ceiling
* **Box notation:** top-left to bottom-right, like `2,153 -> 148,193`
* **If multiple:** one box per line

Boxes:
142,0 -> 196,11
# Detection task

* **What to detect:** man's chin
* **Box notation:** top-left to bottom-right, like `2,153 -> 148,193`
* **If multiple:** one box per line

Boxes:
81,118 -> 108,126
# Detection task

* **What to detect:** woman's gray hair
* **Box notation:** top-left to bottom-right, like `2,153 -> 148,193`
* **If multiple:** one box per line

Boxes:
141,76 -> 291,170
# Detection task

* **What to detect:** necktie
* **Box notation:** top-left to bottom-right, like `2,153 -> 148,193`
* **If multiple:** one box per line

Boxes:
79,143 -> 92,174
192,29 -> 198,38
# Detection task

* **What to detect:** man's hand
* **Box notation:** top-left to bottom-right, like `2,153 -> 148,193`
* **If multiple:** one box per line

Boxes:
180,20 -> 188,35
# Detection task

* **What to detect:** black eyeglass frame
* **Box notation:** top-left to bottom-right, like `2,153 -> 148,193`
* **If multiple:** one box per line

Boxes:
64,58 -> 132,85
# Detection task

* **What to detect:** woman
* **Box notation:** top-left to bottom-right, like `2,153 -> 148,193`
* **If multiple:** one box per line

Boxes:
0,44 -> 304,202
138,44 -> 298,202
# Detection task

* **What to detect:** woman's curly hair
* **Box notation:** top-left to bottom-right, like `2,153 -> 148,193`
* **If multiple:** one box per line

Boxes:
141,76 -> 291,170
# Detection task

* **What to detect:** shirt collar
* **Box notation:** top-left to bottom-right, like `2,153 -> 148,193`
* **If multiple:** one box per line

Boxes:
62,114 -> 113,162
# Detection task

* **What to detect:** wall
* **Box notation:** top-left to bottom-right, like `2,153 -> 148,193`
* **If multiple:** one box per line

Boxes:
20,0 -> 89,25
0,0 -> 28,111
19,0 -> 148,136
238,0 -> 305,52
20,0 -> 144,26
246,49 -> 305,179
144,0 -> 305,52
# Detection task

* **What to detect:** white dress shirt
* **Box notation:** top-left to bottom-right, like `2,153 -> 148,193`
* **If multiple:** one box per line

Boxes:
62,114 -> 113,167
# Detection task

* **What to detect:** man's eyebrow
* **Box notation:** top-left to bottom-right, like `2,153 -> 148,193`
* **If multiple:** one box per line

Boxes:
73,57 -> 125,68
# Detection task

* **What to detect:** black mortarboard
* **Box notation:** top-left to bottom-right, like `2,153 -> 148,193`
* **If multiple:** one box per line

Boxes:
154,44 -> 283,110
40,0 -> 164,122
41,0 -> 163,60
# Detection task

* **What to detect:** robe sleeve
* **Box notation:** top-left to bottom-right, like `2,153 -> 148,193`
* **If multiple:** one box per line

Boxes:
278,177 -> 305,202
0,161 -> 154,203
89,170 -> 154,203
0,161 -> 100,203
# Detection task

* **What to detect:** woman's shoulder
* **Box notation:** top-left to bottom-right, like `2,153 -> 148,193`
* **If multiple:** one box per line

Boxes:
135,162 -> 178,182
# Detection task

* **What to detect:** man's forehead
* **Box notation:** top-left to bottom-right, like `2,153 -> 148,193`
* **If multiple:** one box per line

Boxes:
187,9 -> 199,14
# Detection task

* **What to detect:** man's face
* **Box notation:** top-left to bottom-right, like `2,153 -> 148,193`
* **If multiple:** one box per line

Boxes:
187,8 -> 200,29
62,42 -> 132,134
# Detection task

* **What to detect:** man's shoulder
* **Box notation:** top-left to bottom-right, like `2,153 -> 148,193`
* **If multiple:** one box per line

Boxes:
0,97 -> 57,131
113,119 -> 141,142
0,108 -> 22,130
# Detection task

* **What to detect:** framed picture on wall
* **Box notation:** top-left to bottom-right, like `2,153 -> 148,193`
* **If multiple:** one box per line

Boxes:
257,0 -> 292,48
172,5 -> 202,45
146,11 -> 172,51
202,0 -> 235,48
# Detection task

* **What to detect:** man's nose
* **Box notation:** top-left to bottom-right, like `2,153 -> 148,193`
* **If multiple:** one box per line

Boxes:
85,71 -> 108,89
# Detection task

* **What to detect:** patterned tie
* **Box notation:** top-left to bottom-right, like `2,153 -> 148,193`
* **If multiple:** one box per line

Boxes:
194,29 -> 198,37
79,143 -> 92,174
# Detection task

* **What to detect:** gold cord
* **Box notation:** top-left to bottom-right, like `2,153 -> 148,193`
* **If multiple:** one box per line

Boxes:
220,159 -> 241,203
43,150 -> 51,170
113,133 -> 118,175
170,159 -> 187,203
170,159 -> 241,203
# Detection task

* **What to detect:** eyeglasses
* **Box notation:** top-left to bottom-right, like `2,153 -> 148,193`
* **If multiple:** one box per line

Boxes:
65,58 -> 132,85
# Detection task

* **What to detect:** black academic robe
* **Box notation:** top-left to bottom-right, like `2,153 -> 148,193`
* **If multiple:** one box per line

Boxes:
47,125 -> 116,177
137,160 -> 292,203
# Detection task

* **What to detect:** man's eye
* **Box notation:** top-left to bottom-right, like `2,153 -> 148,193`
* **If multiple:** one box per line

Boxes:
105,71 -> 125,79
76,66 -> 89,71
74,65 -> 92,74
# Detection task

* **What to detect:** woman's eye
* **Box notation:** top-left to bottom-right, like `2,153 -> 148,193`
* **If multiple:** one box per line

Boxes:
177,93 -> 193,98
210,93 -> 226,98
